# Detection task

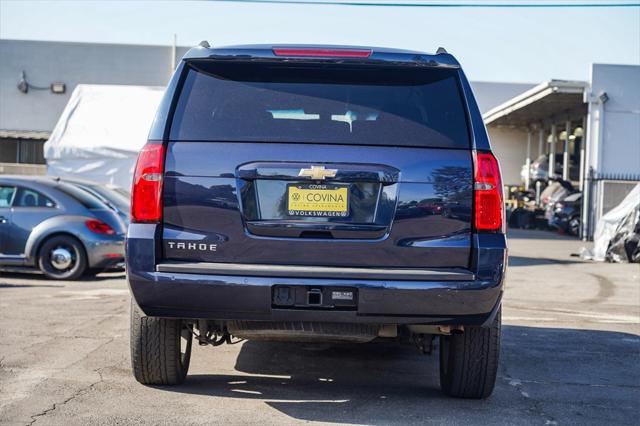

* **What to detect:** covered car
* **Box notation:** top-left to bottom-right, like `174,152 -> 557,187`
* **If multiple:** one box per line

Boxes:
44,84 -> 164,191
590,183 -> 640,262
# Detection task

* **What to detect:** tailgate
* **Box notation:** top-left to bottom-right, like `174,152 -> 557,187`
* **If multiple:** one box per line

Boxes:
160,58 -> 473,269
162,142 -> 472,269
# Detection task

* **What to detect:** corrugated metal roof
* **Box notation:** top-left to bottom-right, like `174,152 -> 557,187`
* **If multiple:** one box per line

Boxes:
483,80 -> 588,127
0,129 -> 51,140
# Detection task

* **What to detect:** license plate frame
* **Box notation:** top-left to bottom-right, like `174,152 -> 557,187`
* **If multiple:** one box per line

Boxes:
286,183 -> 350,218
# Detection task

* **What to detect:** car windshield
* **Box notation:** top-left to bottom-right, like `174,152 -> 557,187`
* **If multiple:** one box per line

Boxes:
170,61 -> 470,149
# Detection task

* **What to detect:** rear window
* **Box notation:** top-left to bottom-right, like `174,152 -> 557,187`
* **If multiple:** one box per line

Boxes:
170,61 -> 470,148
56,183 -> 109,210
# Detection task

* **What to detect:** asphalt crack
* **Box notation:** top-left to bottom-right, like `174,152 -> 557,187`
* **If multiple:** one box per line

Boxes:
501,363 -> 558,425
26,375 -> 102,425
25,356 -> 125,426
22,336 -> 119,425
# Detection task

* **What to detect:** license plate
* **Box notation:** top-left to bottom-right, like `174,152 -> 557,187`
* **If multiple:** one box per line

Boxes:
287,184 -> 349,217
332,291 -> 354,301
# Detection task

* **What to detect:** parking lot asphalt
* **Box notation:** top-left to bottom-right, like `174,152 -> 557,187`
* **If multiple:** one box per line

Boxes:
1,229 -> 639,425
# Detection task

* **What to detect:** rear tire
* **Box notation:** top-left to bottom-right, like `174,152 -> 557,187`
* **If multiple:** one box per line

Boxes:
130,300 -> 192,385
37,235 -> 87,280
439,308 -> 501,398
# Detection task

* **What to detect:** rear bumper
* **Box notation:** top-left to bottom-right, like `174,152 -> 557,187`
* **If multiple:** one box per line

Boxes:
129,270 -> 503,326
126,224 -> 507,327
85,237 -> 125,269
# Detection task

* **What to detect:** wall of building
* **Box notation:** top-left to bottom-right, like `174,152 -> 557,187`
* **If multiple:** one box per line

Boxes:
487,127 -> 528,186
0,39 -> 189,132
589,64 -> 640,179
582,63 -> 640,238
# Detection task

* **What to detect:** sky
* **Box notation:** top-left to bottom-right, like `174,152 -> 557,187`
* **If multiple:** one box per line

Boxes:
1,0 -> 639,83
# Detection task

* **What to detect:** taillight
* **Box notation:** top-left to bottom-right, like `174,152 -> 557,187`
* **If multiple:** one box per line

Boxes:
85,219 -> 115,235
473,151 -> 504,232
272,48 -> 372,58
131,142 -> 164,223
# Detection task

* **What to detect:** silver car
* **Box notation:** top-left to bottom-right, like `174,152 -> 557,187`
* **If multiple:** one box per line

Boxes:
54,177 -> 130,226
0,176 -> 125,280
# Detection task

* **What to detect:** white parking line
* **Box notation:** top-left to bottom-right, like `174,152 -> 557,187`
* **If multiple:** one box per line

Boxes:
56,289 -> 130,300
508,306 -> 640,324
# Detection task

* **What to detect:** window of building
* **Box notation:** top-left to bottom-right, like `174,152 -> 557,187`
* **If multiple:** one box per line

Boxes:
0,138 -> 46,164
19,140 -> 46,164
0,139 -> 19,163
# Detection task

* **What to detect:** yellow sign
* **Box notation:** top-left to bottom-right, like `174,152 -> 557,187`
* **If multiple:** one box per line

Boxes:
287,184 -> 349,217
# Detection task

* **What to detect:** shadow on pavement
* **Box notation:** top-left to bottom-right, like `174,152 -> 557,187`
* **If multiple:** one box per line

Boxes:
0,271 -> 125,282
507,228 -> 579,241
508,256 -> 585,267
0,283 -> 64,288
158,326 -> 640,425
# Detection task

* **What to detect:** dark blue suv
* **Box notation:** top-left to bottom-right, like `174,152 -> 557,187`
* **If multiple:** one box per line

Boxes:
127,44 -> 506,398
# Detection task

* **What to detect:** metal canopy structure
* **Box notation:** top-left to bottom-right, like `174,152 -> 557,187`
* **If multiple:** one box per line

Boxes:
483,80 -> 587,128
481,79 -> 591,230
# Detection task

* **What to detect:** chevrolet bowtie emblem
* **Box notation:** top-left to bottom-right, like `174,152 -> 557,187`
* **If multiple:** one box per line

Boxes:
298,165 -> 338,180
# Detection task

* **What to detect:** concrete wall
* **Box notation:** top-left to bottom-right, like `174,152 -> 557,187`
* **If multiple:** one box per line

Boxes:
0,39 -> 189,132
0,162 -> 45,175
487,127 -> 528,186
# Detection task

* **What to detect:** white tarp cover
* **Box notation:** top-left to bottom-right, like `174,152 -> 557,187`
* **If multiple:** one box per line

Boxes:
44,84 -> 165,190
591,183 -> 640,261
